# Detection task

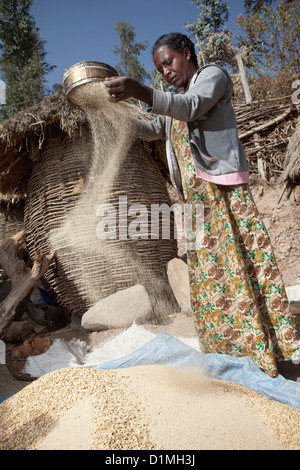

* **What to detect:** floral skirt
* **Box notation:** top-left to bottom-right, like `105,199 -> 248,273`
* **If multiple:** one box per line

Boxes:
186,181 -> 299,377
170,117 -> 298,377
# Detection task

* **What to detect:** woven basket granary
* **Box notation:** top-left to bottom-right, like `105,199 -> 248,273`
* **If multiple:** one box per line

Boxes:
23,121 -> 178,320
0,91 -> 179,323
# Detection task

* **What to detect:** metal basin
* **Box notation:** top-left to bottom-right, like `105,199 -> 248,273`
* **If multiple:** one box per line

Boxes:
62,61 -> 118,97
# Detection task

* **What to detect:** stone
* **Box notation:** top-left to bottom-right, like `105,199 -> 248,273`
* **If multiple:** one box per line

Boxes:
286,285 -> 300,315
167,258 -> 192,315
81,284 -> 152,331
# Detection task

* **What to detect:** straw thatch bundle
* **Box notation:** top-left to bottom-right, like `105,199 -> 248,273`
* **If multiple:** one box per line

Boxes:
0,91 -> 177,320
0,91 -> 86,201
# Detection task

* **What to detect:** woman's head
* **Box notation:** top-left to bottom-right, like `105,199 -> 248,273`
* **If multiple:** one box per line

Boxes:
152,33 -> 198,90
152,33 -> 198,68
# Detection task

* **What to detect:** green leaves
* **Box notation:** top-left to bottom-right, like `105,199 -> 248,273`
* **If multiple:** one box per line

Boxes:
185,0 -> 236,67
236,0 -> 300,78
113,21 -> 150,84
186,0 -> 230,39
0,0 -> 55,118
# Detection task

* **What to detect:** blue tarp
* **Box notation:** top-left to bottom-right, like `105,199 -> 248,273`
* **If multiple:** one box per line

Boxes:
1,332 -> 300,410
0,393 -> 13,404
94,332 -> 300,411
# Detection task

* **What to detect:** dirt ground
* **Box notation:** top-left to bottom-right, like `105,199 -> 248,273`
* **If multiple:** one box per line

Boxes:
250,181 -> 300,287
1,181 -> 300,396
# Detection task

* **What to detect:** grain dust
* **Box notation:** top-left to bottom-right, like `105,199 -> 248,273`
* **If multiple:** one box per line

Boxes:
48,81 -> 172,323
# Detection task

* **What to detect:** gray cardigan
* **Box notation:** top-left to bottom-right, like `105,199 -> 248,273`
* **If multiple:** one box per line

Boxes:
133,64 -> 249,200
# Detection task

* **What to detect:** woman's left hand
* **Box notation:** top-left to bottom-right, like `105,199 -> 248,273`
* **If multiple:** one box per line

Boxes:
103,76 -> 153,106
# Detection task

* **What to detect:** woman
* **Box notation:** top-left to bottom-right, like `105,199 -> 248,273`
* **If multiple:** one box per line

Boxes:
104,32 -> 299,377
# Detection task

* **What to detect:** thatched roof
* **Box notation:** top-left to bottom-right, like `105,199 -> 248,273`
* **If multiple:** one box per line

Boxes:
0,91 -> 161,201
0,91 -> 87,200
0,90 -> 86,146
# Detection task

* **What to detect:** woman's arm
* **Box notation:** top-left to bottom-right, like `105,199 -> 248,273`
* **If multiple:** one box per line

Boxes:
131,114 -> 167,142
152,66 -> 231,122
103,66 -> 231,122
103,76 -> 166,141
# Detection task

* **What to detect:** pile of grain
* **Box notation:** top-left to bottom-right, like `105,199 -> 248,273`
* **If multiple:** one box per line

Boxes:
0,367 -> 156,450
1,365 -> 299,450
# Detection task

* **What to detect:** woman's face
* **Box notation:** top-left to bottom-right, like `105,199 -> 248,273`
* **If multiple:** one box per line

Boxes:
153,45 -> 197,90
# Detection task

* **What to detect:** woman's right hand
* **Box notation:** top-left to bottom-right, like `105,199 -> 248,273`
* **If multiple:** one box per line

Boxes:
103,76 -> 153,106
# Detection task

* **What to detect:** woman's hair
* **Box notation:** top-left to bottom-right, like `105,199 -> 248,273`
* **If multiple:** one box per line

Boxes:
152,33 -> 198,68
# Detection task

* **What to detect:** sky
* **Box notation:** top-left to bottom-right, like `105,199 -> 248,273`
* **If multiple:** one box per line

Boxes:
27,0 -> 247,91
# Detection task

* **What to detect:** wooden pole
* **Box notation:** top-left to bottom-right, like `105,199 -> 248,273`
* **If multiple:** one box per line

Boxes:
235,52 -> 252,104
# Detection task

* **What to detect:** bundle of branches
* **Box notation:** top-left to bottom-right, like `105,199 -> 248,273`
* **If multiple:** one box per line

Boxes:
234,95 -> 298,180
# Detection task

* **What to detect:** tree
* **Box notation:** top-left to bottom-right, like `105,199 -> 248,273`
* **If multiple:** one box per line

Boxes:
185,0 -> 253,103
185,0 -> 234,67
186,0 -> 230,34
236,0 -> 300,97
0,0 -> 55,119
243,0 -> 275,14
113,21 -> 150,83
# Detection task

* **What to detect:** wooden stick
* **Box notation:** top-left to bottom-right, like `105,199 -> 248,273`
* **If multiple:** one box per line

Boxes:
0,231 -> 55,339
239,107 -> 292,140
235,53 -> 252,104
